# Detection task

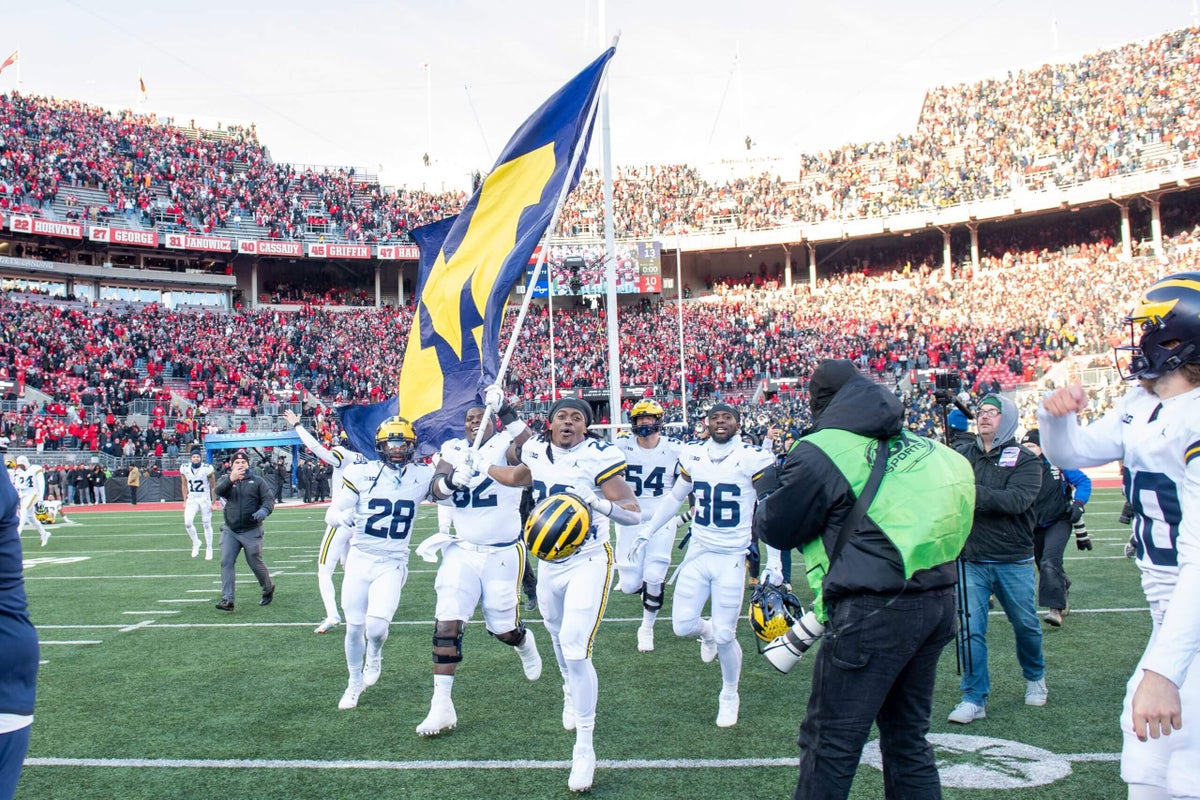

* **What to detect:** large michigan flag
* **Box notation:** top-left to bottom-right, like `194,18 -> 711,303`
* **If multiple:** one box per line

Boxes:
399,47 -> 615,453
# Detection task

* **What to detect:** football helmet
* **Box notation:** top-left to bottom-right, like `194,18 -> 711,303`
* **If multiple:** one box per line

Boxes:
523,493 -> 592,561
375,416 -> 417,466
15,456 -> 29,469
629,399 -> 665,438
1116,272 -> 1200,381
747,583 -> 804,643
4,459 -> 14,470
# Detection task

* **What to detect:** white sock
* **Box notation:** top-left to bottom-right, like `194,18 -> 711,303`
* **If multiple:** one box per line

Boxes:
433,674 -> 454,701
718,637 -> 742,693
565,657 -> 598,729
344,623 -> 366,683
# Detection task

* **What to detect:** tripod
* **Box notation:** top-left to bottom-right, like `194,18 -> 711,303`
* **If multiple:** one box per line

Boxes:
935,390 -> 974,677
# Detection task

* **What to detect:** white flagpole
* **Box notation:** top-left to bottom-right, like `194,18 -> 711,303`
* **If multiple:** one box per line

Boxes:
548,262 -> 557,401
600,1 -> 621,437
676,236 -> 687,426
474,51 -> 615,449
16,44 -> 21,88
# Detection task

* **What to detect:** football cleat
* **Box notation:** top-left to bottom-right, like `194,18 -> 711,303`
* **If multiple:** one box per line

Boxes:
191,542 -> 201,558
568,744 -> 596,793
338,684 -> 364,710
315,617 -> 341,634
562,685 -> 576,731
699,633 -> 718,664
716,691 -> 740,728
41,532 -> 51,548
416,700 -> 458,737
363,655 -> 382,687
637,624 -> 654,653
518,629 -> 543,681
205,549 -> 214,561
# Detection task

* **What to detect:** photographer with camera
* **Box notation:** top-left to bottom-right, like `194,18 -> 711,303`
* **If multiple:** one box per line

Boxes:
754,360 -> 975,800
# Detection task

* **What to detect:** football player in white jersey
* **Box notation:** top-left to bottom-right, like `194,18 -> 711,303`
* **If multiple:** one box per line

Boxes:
482,397 -> 640,793
180,446 -> 216,559
415,400 -> 540,737
12,457 -> 51,547
1039,272 -> 1200,800
285,409 -> 370,634
615,399 -> 686,653
637,403 -> 784,728
325,416 -> 433,711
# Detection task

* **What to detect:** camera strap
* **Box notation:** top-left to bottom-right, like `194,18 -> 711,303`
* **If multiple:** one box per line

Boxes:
829,438 -> 889,567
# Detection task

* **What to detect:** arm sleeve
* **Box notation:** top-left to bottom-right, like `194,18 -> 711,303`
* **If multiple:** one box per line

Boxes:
35,471 -> 45,497
1062,469 -> 1092,505
763,544 -> 783,573
642,476 -> 692,531
1038,405 -> 1126,470
294,425 -> 339,467
325,483 -> 358,527
1139,450 -> 1200,686
974,454 -> 1041,516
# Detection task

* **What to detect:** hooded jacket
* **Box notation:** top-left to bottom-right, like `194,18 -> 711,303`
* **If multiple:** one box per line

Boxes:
755,363 -> 975,609
954,394 -> 1042,561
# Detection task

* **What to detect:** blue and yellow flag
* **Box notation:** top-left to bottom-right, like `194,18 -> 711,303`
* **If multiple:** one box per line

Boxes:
337,396 -> 398,461
399,48 -> 615,453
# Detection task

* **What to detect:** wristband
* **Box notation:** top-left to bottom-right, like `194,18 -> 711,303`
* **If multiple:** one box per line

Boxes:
504,418 -> 527,438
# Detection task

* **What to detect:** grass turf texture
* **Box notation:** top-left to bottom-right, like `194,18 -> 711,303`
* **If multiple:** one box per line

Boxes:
19,489 -> 1142,799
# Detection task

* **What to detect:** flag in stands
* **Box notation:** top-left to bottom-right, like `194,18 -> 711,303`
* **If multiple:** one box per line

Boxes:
398,47 -> 615,453
139,73 -> 147,102
338,396 -> 399,462
0,51 -> 17,76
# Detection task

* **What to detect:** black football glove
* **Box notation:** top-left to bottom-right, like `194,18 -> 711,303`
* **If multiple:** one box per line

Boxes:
1118,500 -> 1134,525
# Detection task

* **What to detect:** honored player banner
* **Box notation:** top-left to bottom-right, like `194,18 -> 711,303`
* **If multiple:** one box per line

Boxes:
9,216 -> 83,239
307,243 -> 370,259
165,233 -> 232,252
89,226 -> 159,248
399,47 -> 615,452
376,244 -> 420,260
238,240 -> 303,257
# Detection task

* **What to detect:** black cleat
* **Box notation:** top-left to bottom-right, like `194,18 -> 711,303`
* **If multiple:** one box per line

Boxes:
259,585 -> 276,606
215,600 -> 234,611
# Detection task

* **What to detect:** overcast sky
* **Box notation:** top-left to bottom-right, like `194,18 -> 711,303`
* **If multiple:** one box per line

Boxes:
3,1 -> 1196,190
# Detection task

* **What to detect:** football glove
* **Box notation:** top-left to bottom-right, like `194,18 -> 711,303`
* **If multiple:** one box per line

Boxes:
760,566 -> 784,587
570,482 -> 601,510
745,543 -> 761,578
628,527 -> 653,563
1069,501 -> 1085,525
675,507 -> 693,528
762,610 -> 825,674
484,384 -> 519,425
1118,500 -> 1134,525
1125,534 -> 1137,559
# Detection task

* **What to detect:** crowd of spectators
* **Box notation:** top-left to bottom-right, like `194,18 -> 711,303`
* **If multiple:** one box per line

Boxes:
4,27 -> 1200,244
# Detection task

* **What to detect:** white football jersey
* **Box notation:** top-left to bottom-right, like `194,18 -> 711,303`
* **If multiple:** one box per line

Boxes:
616,434 -> 682,531
181,463 -> 215,498
13,466 -> 42,497
341,460 -> 434,557
522,436 -> 627,560
1039,384 -> 1200,684
676,440 -> 775,554
439,433 -> 524,546
330,446 -> 369,496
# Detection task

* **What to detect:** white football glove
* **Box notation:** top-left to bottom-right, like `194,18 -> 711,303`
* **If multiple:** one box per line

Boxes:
570,482 -> 600,510
760,566 -> 784,587
675,507 -> 693,528
464,469 -> 489,490
336,509 -> 357,530
484,384 -> 506,416
627,527 -> 654,563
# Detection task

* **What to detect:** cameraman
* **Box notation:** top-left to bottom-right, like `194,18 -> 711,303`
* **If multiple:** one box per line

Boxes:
755,360 -> 975,800
213,449 -> 275,612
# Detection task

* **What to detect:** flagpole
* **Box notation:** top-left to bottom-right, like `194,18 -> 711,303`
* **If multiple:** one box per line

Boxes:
479,52 -> 614,447
16,44 -> 21,88
676,235 -> 688,427
548,265 -> 557,402
600,1 -> 621,437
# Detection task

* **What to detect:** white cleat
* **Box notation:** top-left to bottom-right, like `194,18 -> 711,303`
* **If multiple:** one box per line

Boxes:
338,683 -> 364,710
637,624 -> 654,653
314,617 -> 341,634
699,633 -> 718,663
562,685 -> 576,731
568,744 -> 596,792
716,691 -> 740,728
363,655 -> 382,687
416,700 -> 458,737
40,533 -> 51,548
191,542 -> 200,558
205,549 -> 213,561
518,629 -> 543,681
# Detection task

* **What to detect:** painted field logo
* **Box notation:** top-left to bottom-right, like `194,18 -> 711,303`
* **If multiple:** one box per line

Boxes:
22,556 -> 91,569
862,734 -> 1073,789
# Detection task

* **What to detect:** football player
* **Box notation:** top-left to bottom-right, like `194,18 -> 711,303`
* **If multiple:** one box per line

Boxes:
180,446 -> 216,559
615,399 -> 686,652
635,403 -> 783,728
11,457 -> 50,548
325,416 -> 432,711
285,409 -> 369,634
1039,272 -> 1200,800
416,397 -> 539,737
481,397 -> 640,793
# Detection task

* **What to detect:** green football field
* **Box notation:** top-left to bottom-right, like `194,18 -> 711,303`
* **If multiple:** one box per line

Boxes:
16,488 -> 1144,799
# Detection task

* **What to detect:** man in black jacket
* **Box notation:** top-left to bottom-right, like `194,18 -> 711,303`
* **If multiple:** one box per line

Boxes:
755,360 -> 975,800
949,394 -> 1044,725
214,449 -> 275,611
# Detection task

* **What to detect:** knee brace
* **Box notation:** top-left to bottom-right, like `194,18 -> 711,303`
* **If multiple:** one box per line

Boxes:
493,622 -> 527,647
432,620 -> 465,664
641,582 -> 664,612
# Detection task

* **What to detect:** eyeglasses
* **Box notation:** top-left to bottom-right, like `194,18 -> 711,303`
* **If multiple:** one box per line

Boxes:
976,407 -> 1002,418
